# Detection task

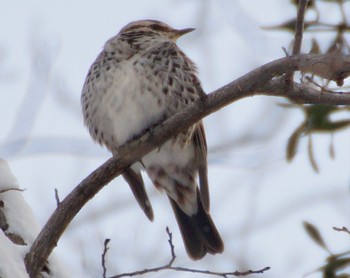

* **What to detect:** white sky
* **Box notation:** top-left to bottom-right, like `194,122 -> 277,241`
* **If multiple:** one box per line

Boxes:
0,0 -> 349,277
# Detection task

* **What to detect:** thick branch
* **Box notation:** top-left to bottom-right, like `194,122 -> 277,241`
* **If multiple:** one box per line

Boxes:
24,53 -> 350,277
258,78 -> 350,105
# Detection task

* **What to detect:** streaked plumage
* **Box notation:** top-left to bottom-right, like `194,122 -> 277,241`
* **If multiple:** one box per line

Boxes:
81,20 -> 223,259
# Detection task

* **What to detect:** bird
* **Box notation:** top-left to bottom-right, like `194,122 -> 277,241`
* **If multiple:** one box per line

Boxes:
81,19 -> 224,260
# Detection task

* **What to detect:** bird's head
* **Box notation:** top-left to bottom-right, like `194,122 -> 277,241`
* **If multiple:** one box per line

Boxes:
119,20 -> 195,41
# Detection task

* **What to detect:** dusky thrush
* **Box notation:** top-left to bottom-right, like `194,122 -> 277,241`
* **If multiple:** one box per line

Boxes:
81,19 -> 223,260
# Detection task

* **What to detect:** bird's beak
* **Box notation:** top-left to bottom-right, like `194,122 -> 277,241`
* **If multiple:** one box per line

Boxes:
173,28 -> 195,39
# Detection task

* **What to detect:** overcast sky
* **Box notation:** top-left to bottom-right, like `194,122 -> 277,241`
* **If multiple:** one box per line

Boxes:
0,1 -> 349,277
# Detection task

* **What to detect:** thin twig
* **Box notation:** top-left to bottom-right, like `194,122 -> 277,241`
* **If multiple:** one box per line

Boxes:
110,228 -> 270,278
292,0 -> 309,56
333,226 -> 350,235
111,266 -> 270,278
0,188 -> 25,194
285,0 -> 309,83
102,239 -> 111,278
166,227 -> 176,265
54,188 -> 60,207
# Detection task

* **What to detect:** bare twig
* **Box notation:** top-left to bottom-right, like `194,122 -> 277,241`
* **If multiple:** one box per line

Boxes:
285,0 -> 309,83
102,238 -> 110,278
333,226 -> 350,236
166,227 -> 176,265
112,266 -> 270,278
292,0 -> 309,56
0,187 -> 25,194
54,188 -> 60,207
110,228 -> 270,278
24,53 -> 350,278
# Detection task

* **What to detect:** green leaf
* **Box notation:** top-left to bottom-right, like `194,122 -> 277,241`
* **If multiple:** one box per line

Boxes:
323,257 -> 350,277
308,135 -> 319,173
287,123 -> 306,161
303,221 -> 330,253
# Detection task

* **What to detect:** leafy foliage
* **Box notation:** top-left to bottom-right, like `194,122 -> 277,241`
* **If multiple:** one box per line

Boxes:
269,1 -> 350,276
303,222 -> 350,277
269,0 -> 350,170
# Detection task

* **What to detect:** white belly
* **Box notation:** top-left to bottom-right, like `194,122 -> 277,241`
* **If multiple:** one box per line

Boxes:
90,63 -> 167,149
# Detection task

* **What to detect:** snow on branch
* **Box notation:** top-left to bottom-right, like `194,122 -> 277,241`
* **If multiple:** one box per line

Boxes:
0,159 -> 67,278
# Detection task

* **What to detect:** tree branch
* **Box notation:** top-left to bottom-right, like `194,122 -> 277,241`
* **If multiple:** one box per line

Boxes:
333,226 -> 350,236
102,238 -> 110,278
292,0 -> 309,56
111,227 -> 270,277
24,53 -> 350,277
285,0 -> 309,83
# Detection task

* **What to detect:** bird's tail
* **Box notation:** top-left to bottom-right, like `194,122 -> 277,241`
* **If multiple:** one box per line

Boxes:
168,189 -> 224,260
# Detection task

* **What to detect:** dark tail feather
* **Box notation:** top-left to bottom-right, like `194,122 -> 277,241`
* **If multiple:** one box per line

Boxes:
122,167 -> 154,221
168,190 -> 224,260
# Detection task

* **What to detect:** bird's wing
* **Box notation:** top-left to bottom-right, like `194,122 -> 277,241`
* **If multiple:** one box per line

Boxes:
193,122 -> 210,213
